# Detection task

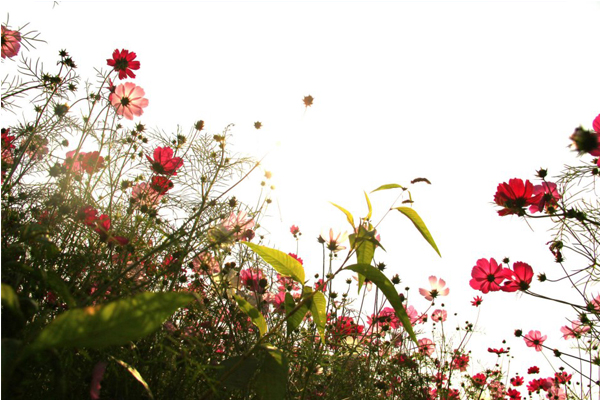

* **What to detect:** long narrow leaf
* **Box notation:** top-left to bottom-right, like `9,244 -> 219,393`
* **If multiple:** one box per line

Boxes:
371,183 -> 406,193
345,264 -> 417,344
395,207 -> 441,257
243,243 -> 305,284
330,202 -> 355,229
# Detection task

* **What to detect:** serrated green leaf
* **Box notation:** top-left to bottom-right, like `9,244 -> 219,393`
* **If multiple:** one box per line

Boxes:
30,292 -> 193,351
330,202 -> 355,229
371,183 -> 406,193
255,345 -> 287,400
285,290 -> 310,334
394,207 -> 441,257
345,264 -> 417,344
112,358 -> 154,400
233,295 -> 267,337
310,291 -> 327,344
364,191 -> 372,220
243,243 -> 305,284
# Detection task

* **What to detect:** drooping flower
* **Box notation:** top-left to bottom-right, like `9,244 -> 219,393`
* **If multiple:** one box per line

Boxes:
560,320 -> 590,340
501,262 -> 534,292
109,82 -> 149,120
488,347 -> 509,355
529,182 -> 560,214
419,275 -> 450,301
494,178 -> 537,216
523,330 -> 547,352
146,147 -> 183,176
469,258 -> 509,294
106,49 -> 140,79
418,338 -> 435,356
1,26 -> 21,59
431,309 -> 447,322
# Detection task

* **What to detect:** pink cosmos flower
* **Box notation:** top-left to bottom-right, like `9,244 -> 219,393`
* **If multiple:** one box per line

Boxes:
560,320 -> 590,340
240,268 -> 265,293
451,353 -> 469,371
220,211 -> 255,240
418,338 -> 435,356
431,309 -> 447,322
1,26 -> 21,59
501,261 -> 534,292
529,182 -> 560,214
471,296 -> 483,307
146,147 -> 183,176
523,330 -> 547,352
290,225 -> 300,236
107,49 -> 140,80
419,275 -> 449,301
131,182 -> 163,208
547,386 -> 566,400
109,82 -> 149,120
319,228 -> 348,253
469,258 -> 509,293
191,252 -> 220,275
368,307 -> 400,330
494,178 -> 537,216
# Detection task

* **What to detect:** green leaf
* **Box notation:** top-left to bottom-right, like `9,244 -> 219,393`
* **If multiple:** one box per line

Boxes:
112,357 -> 155,400
371,183 -> 406,193
255,345 -> 288,400
218,355 -> 260,389
348,225 -> 377,293
284,291 -> 310,335
345,264 -> 418,344
394,207 -> 441,257
243,242 -> 305,284
233,295 -> 267,337
45,271 -> 76,308
330,202 -> 355,229
310,290 -> 327,344
364,191 -> 372,220
1,283 -> 22,317
30,292 -> 193,351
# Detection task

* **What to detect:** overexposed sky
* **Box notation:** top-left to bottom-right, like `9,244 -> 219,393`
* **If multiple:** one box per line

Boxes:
5,0 -> 600,378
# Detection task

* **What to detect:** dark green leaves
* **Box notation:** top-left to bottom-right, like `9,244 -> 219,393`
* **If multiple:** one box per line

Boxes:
345,264 -> 418,344
243,242 -> 305,284
30,291 -> 193,351
255,345 -> 288,400
394,207 -> 441,257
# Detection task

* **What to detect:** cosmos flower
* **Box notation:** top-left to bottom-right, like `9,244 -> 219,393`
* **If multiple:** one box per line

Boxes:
418,276 -> 449,301
109,82 -> 149,120
1,26 -> 21,59
106,49 -> 140,79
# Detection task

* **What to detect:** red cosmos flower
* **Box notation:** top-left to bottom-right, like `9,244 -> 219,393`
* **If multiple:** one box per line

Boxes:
146,147 -> 183,176
2,128 -> 16,151
472,373 -> 486,386
94,214 -> 111,238
330,316 -> 364,339
106,49 -> 140,80
523,330 -> 547,352
527,366 -> 540,374
527,378 -> 552,393
290,225 -> 300,236
488,347 -> 509,355
494,178 -> 538,216
451,353 -> 469,371
506,388 -> 521,400
529,182 -> 560,214
110,82 -> 149,120
150,175 -> 174,194
368,307 -> 400,330
510,376 -> 524,386
77,206 -> 99,226
1,26 -> 21,59
469,258 -> 510,294
502,261 -> 534,292
471,296 -> 483,307
554,372 -> 572,384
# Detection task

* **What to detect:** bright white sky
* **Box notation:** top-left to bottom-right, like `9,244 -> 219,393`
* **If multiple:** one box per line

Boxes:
6,0 -> 600,383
